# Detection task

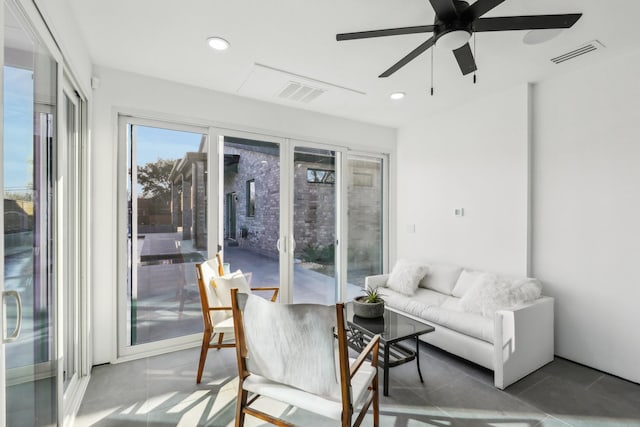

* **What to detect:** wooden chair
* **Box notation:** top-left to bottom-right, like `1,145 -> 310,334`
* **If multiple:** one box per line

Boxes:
230,288 -> 380,427
195,254 -> 279,384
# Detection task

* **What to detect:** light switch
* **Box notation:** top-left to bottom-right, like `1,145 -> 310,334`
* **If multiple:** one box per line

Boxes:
407,224 -> 416,233
454,208 -> 465,217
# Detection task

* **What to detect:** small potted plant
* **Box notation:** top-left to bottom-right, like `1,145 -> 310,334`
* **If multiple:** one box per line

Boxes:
353,287 -> 385,318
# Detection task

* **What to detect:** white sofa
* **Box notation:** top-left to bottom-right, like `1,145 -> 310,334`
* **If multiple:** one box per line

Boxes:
365,262 -> 554,389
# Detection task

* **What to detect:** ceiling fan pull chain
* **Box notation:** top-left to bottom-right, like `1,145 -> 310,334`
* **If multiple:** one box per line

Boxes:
473,33 -> 477,84
430,47 -> 434,96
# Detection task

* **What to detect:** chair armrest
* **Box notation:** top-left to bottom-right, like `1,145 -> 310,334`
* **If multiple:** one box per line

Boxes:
350,334 -> 380,377
251,287 -> 279,302
365,274 -> 389,291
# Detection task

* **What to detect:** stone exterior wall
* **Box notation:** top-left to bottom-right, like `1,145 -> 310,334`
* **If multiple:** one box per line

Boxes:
293,160 -> 336,259
347,158 -> 383,281
224,144 -> 280,258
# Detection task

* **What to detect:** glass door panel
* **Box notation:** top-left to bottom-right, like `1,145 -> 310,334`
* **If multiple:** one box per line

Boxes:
220,136 -> 281,289
123,123 -> 208,350
346,156 -> 384,297
292,146 -> 338,304
3,1 -> 58,424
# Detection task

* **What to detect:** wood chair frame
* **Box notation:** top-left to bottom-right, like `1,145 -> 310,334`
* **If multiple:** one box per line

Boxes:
230,288 -> 380,427
195,254 -> 279,384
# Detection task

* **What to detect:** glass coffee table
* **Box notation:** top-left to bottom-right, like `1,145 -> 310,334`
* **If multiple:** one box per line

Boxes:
345,303 -> 435,396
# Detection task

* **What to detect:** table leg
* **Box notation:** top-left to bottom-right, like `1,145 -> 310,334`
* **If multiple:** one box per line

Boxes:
383,343 -> 390,396
415,336 -> 424,383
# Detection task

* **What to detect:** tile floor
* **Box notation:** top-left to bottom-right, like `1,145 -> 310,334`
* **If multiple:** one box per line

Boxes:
74,342 -> 640,427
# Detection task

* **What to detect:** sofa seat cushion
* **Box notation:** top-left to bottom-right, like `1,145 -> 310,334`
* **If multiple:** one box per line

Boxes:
381,287 -> 447,317
382,287 -> 494,344
422,307 -> 494,344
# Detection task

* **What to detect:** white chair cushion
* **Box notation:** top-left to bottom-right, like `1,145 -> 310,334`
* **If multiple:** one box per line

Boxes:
212,269 -> 252,308
386,259 -> 429,296
210,316 -> 235,343
242,294 -> 340,400
243,359 -> 376,421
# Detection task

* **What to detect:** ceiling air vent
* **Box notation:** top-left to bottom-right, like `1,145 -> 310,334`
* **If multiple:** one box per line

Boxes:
278,81 -> 325,104
551,40 -> 605,65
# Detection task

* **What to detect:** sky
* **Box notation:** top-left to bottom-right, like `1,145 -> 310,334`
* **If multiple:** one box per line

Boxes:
134,126 -> 203,167
3,66 -> 34,194
3,63 -> 202,197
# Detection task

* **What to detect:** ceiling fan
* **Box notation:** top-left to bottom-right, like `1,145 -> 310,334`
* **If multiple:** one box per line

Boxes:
336,0 -> 582,78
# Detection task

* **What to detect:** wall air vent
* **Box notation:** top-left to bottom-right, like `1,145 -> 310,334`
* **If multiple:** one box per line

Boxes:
550,40 -> 605,65
278,81 -> 325,104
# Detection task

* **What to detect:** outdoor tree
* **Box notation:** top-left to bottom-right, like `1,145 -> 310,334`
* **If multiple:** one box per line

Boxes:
137,158 -> 176,206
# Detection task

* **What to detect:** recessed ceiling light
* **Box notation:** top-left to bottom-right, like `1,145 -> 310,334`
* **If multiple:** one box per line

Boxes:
207,37 -> 230,51
390,92 -> 405,100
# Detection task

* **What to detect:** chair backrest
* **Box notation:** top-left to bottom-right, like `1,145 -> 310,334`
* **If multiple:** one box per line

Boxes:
232,291 -> 347,401
195,254 -> 227,327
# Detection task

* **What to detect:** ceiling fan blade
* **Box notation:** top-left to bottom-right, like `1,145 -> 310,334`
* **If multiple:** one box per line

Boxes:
336,25 -> 435,41
474,14 -> 582,32
463,0 -> 505,20
379,36 -> 436,78
429,0 -> 459,21
453,43 -> 477,75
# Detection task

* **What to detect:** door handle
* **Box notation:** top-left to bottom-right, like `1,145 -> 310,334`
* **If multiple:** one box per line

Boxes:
2,290 -> 23,343
290,236 -> 296,253
276,237 -> 287,253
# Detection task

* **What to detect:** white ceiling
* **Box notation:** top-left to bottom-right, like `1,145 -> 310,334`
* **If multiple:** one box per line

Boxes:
67,0 -> 640,128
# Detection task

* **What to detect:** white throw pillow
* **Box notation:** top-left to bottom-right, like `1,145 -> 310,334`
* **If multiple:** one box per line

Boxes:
452,270 -> 487,298
212,269 -> 252,308
386,260 -> 429,296
460,274 -> 542,317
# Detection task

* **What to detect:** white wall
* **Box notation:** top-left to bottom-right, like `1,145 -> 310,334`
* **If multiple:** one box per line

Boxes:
33,0 -> 92,95
397,51 -> 640,384
532,50 -> 640,383
396,84 -> 530,276
90,66 -> 396,364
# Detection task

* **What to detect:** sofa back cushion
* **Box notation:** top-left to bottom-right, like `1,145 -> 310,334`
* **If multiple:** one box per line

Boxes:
452,270 -> 488,298
419,263 -> 463,295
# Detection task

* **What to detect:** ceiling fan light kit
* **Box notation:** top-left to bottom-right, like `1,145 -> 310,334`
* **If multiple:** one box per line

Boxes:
337,0 -> 582,84
437,29 -> 471,50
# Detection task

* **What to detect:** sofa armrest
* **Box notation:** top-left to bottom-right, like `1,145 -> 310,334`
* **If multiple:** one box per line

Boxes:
365,274 -> 389,290
493,296 -> 554,389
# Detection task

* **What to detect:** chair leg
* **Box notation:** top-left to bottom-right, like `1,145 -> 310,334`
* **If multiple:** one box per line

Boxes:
373,373 -> 380,427
235,388 -> 248,427
196,331 -> 211,384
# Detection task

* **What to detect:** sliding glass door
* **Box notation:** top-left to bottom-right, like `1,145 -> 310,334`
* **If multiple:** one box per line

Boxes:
291,145 -> 339,304
2,2 -> 58,424
118,118 -> 210,357
218,133 -> 284,292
